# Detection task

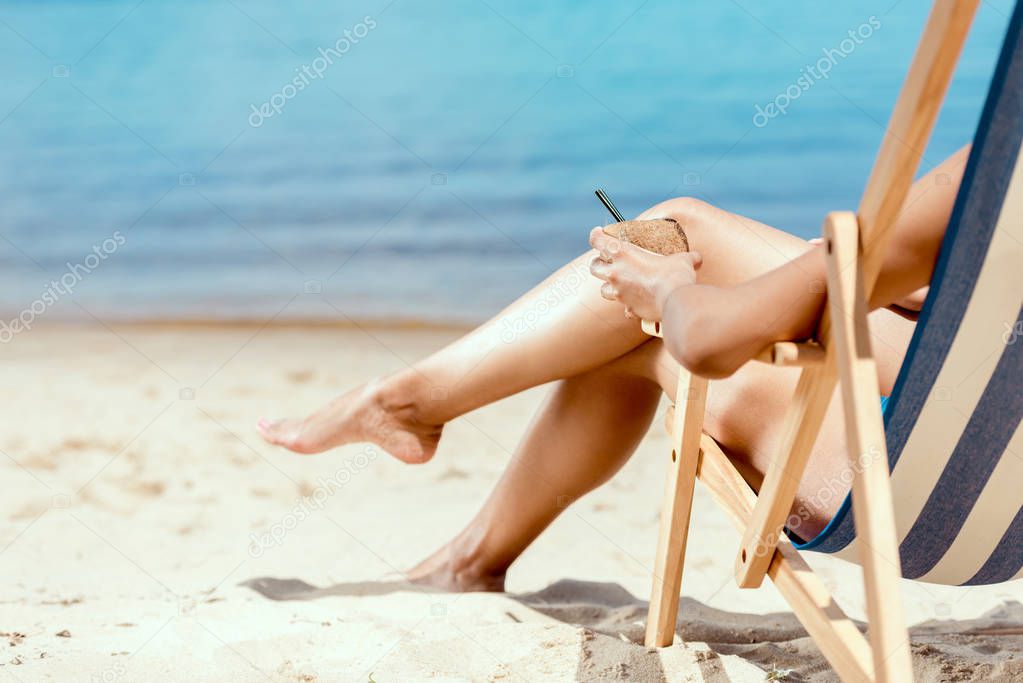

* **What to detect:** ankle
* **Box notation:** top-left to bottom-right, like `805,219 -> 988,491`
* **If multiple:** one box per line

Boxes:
447,530 -> 508,588
373,371 -> 444,426
449,554 -> 506,592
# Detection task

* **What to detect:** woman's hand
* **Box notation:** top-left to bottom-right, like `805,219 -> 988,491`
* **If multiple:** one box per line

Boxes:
588,227 -> 703,321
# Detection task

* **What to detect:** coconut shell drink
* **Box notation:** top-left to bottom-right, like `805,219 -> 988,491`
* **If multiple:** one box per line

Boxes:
602,218 -> 689,255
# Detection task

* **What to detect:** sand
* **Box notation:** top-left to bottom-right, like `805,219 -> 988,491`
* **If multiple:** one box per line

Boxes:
2,323 -> 1021,682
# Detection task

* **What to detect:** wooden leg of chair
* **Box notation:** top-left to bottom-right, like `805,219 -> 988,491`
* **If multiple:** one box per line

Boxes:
825,214 -> 912,682
697,436 -> 875,682
645,369 -> 708,647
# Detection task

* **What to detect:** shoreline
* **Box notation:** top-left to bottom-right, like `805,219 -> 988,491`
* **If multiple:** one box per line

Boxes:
13,316 -> 478,334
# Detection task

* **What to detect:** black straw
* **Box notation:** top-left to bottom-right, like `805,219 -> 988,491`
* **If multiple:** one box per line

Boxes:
594,188 -> 626,223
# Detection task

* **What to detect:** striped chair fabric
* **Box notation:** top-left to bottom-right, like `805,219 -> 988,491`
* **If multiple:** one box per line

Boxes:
797,0 -> 1023,586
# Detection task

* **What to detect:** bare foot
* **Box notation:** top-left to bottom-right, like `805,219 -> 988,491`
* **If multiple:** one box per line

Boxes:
407,542 -> 506,593
257,379 -> 443,464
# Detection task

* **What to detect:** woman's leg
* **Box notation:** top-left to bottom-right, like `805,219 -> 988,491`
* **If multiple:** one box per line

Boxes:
258,198 -> 812,463
257,251 -> 656,462
408,342 -> 664,591
700,307 -> 917,540
627,304 -> 915,542
413,307 -> 915,592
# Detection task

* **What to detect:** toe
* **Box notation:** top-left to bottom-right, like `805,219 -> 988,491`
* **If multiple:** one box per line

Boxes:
258,417 -> 323,454
256,418 -> 287,445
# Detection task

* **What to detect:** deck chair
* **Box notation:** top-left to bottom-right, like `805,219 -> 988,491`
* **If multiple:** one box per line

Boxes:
641,1 -> 1023,680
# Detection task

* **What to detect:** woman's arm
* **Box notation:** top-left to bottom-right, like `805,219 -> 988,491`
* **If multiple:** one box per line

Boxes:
589,145 -> 970,378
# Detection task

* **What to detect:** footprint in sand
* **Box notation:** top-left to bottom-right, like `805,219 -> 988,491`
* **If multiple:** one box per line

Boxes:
286,370 -> 315,384
10,500 -> 50,521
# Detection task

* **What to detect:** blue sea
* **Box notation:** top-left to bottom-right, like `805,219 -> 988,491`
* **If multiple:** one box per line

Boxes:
0,1 -> 1013,324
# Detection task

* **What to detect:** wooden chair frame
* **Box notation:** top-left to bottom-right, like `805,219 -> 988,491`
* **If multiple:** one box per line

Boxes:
642,2 -> 980,680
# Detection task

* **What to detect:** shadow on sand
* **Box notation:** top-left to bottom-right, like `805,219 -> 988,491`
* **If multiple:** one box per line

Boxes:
243,576 -> 1023,682
241,576 -> 440,600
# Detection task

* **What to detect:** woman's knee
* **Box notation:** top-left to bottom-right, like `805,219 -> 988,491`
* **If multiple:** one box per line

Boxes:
636,197 -> 722,254
639,195 -> 810,283
638,196 -> 709,227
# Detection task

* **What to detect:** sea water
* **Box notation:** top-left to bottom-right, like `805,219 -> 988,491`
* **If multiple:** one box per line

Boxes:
0,0 -> 1011,324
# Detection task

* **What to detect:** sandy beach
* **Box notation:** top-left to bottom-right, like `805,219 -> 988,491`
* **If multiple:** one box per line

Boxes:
3,323 -> 1021,682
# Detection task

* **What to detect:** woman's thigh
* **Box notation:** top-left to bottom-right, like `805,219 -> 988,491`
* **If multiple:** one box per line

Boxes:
627,196 -> 920,534
639,307 -> 913,538
698,307 -> 916,537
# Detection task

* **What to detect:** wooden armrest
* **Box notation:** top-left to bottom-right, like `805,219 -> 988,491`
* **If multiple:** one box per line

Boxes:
754,341 -> 826,367
641,319 -> 662,337
648,319 -> 824,369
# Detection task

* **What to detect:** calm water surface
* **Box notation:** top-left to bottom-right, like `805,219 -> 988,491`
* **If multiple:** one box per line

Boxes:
0,1 -> 1012,323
